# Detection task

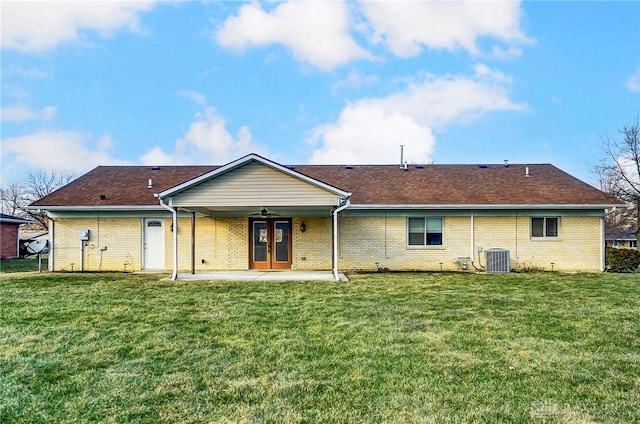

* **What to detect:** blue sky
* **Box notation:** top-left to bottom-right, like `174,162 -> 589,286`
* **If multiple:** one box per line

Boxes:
1,1 -> 639,186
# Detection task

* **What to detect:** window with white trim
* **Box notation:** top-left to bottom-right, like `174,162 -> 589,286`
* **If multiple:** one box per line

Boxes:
408,217 -> 443,246
531,217 -> 559,238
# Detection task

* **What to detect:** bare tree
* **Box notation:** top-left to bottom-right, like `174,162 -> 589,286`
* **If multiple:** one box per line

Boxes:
0,169 -> 75,229
595,118 -> 640,240
0,182 -> 27,216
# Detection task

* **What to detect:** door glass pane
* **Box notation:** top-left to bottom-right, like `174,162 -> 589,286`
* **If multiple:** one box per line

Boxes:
274,221 -> 289,262
253,222 -> 267,262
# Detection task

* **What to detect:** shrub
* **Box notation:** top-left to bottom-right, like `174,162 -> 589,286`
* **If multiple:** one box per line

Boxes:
606,247 -> 640,272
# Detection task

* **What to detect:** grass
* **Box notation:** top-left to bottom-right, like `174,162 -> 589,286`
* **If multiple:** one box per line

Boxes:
0,256 -> 47,273
1,271 -> 638,423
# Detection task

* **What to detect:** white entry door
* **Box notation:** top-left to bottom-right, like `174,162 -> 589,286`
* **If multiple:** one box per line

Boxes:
144,219 -> 165,269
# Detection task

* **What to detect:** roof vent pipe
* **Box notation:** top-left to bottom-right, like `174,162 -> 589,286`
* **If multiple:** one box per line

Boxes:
400,145 -> 404,168
148,179 -> 153,188
504,159 -> 509,168
525,167 -> 531,177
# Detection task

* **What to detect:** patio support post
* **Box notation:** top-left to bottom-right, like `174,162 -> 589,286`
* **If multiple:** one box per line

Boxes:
332,196 -> 351,281
159,198 -> 178,280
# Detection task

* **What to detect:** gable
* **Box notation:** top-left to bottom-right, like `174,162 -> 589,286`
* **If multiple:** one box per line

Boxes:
169,161 -> 342,207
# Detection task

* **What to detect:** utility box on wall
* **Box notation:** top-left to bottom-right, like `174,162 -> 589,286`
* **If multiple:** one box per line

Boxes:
79,230 -> 90,241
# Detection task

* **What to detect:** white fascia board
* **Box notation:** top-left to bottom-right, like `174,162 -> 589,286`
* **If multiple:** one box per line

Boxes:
158,153 -> 351,199
27,205 -> 165,212
347,203 -> 627,210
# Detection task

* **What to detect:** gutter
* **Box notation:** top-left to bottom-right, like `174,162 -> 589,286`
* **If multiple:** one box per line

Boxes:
159,198 -> 178,280
332,196 -> 351,281
345,203 -> 628,210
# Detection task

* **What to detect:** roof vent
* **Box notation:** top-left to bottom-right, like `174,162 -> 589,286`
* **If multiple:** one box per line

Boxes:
478,164 -> 488,169
99,194 -> 106,200
415,164 -> 424,169
345,165 -> 354,170
504,159 -> 509,168
525,166 -> 531,177
148,179 -> 153,189
151,166 -> 161,171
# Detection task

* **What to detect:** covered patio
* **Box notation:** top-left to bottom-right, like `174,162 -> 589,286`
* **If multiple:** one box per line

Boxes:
157,154 -> 352,281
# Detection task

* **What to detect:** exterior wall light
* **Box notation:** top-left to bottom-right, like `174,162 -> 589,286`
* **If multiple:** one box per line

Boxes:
300,222 -> 306,232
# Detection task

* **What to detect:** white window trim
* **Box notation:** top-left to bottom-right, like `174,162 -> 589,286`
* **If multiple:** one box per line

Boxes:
407,217 -> 445,248
531,216 -> 560,239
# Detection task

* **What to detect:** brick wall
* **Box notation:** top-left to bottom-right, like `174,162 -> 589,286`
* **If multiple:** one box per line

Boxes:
337,214 -> 603,272
53,217 -> 142,271
292,217 -> 332,270
1,223 -> 20,259
49,213 -> 604,273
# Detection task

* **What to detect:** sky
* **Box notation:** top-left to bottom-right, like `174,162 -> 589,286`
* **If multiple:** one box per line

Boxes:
1,0 -> 639,187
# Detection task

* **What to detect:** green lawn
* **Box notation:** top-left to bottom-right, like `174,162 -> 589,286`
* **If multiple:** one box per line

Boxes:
1,271 -> 638,423
0,256 -> 47,273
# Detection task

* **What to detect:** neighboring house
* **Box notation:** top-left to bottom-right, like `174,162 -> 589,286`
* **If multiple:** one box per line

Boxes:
0,213 -> 34,259
605,229 -> 638,250
29,154 -> 625,279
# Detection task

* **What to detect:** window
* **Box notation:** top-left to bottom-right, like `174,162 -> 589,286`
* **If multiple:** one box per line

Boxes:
531,217 -> 559,238
408,217 -> 443,246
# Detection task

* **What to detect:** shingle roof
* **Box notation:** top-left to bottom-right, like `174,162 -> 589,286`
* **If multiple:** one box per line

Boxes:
30,162 -> 623,208
30,166 -> 217,207
296,163 -> 623,206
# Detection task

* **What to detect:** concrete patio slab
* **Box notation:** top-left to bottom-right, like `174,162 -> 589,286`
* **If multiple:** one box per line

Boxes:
163,270 -> 348,282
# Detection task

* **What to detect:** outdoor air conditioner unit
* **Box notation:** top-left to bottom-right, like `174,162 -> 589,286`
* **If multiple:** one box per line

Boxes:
485,248 -> 510,273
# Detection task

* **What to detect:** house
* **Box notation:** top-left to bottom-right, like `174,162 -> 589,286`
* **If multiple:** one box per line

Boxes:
605,229 -> 638,250
29,154 -> 625,279
0,213 -> 34,259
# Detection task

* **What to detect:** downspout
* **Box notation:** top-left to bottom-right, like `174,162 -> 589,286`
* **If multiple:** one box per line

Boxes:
191,212 -> 196,275
48,216 -> 54,272
332,196 -> 351,281
159,198 -> 178,280
470,211 -> 475,260
600,215 -> 605,272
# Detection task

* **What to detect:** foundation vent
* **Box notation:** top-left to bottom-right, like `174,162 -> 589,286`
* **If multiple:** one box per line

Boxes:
486,248 -> 510,273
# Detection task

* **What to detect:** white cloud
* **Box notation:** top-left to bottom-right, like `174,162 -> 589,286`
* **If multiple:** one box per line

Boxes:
1,2 -> 156,52
331,70 -> 379,95
1,105 -> 57,123
309,66 -> 526,164
178,90 -> 208,106
1,130 -> 131,174
360,0 -> 529,58
309,106 -> 436,164
215,1 -> 371,71
360,66 -> 526,128
626,68 -> 640,92
139,106 -> 268,165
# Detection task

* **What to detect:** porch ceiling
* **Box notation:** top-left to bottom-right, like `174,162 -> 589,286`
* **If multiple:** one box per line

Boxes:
178,205 -> 335,218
